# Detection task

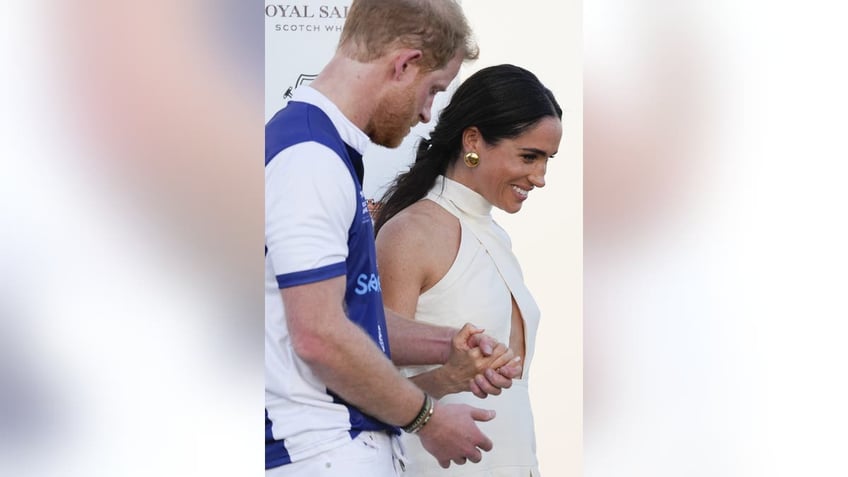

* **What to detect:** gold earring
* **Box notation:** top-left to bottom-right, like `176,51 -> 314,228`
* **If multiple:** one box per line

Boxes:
464,151 -> 480,168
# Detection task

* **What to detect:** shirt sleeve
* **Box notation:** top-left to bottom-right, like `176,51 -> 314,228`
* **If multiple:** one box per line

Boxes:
265,141 -> 356,288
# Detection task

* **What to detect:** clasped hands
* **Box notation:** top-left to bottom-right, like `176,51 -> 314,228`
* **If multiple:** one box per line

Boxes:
444,323 -> 523,398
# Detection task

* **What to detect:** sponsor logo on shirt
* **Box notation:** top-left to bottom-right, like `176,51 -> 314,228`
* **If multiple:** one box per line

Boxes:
354,273 -> 381,295
360,191 -> 371,223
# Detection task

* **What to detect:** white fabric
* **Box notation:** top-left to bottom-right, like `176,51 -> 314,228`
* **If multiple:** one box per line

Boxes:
265,431 -> 403,477
400,175 -> 542,476
265,142 -> 354,277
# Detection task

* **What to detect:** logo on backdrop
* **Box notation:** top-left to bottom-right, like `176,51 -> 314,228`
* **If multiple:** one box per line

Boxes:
281,73 -> 318,104
266,4 -> 349,32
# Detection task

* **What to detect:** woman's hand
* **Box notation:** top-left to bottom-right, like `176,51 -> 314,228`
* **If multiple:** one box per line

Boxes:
440,323 -> 522,398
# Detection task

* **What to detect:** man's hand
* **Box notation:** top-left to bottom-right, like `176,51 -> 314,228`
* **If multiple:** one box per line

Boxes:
417,401 -> 495,468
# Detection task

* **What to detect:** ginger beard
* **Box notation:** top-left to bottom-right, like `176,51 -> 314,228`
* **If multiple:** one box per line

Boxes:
367,80 -> 419,149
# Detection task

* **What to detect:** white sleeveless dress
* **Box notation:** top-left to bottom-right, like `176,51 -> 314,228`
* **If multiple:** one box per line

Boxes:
399,175 -> 541,477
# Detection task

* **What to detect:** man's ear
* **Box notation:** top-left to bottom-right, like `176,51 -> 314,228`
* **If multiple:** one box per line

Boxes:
391,49 -> 424,81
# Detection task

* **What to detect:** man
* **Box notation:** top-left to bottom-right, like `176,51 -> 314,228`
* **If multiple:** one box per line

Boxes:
265,1 -> 520,475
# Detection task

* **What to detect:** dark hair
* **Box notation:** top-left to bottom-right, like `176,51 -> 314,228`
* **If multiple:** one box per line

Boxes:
374,64 -> 562,234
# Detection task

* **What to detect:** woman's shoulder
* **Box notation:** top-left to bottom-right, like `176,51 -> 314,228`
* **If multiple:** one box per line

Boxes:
386,200 -> 458,237
376,200 -> 461,276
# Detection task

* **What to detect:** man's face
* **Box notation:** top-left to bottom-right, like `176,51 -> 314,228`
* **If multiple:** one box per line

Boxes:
367,52 -> 464,149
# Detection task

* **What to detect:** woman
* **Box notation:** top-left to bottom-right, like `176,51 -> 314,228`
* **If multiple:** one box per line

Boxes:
375,64 -> 563,476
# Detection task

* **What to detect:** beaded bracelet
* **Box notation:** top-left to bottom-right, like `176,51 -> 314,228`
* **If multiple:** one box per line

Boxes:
401,393 -> 435,434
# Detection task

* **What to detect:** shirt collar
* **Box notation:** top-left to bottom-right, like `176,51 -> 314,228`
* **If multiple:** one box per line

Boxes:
291,86 -> 370,155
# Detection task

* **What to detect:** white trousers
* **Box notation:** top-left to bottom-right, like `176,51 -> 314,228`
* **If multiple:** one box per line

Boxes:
266,431 -> 407,477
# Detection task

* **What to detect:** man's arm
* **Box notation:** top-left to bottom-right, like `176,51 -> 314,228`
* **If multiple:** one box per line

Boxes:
284,277 -> 424,424
383,302 -> 522,399
385,308 -> 460,366
282,276 -> 496,466
404,321 -> 521,398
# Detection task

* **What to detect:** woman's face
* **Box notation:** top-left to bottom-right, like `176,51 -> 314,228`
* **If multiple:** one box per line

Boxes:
470,117 -> 563,213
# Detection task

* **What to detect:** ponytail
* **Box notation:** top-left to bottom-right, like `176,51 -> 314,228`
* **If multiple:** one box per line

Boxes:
373,137 -> 452,234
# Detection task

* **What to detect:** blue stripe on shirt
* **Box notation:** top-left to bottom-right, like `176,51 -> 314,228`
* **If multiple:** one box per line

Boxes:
265,409 -> 291,469
276,262 -> 346,289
